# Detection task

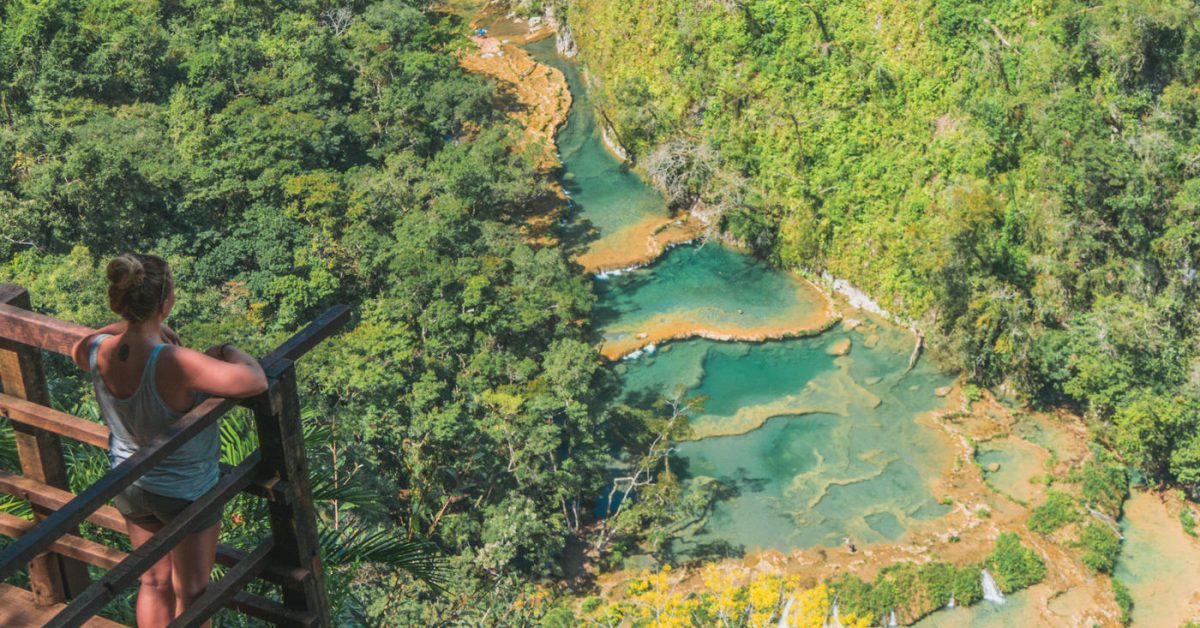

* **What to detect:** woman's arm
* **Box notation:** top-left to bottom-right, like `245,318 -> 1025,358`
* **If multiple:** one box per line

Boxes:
168,344 -> 269,399
70,321 -> 128,371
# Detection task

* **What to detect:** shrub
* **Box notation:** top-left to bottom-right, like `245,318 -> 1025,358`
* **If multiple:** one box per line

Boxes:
1112,579 -> 1133,626
1181,506 -> 1197,538
984,533 -> 1047,592
1028,490 -> 1081,534
1077,452 -> 1129,518
1077,522 -> 1121,574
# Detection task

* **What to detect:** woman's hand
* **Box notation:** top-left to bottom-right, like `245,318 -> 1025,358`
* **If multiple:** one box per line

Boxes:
160,323 -> 181,346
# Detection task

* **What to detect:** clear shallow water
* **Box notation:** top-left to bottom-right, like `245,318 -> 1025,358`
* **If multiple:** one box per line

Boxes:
616,326 -> 955,553
525,38 -> 672,258
593,243 -> 830,356
912,591 -> 1035,627
528,38 -> 957,556
1115,491 -> 1200,627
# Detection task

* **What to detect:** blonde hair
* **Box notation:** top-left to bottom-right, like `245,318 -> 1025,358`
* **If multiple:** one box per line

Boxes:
106,253 -> 173,322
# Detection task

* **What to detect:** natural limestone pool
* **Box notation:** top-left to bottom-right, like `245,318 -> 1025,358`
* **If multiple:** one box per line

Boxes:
527,37 -> 700,273
524,34 -> 962,555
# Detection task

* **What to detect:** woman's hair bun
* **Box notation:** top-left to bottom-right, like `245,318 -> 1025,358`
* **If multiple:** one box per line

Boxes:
107,254 -> 146,291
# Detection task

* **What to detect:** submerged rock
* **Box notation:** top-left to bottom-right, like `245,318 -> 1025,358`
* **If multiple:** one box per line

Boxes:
987,462 -> 1002,473
864,334 -> 881,348
827,338 -> 852,356
935,385 -> 953,397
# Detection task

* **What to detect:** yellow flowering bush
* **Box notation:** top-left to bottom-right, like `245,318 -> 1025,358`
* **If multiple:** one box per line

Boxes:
585,565 -> 873,627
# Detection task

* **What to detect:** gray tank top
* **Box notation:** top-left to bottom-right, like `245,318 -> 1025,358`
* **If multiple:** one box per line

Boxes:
89,334 -> 219,500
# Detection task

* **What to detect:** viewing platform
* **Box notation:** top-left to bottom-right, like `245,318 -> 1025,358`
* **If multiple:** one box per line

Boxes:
0,284 -> 346,627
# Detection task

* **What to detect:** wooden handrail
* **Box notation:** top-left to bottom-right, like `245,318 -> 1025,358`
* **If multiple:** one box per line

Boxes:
169,540 -> 275,628
0,512 -> 125,570
0,471 -> 311,587
0,303 -> 350,584
0,287 -> 346,625
0,396 -> 239,581
47,453 -> 262,627
0,302 -> 92,357
0,393 -> 109,449
1,511 -> 311,626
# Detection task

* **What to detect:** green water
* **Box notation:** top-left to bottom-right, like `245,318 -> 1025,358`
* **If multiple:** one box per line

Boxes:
527,37 -> 957,555
593,243 -> 829,354
525,38 -> 671,258
615,326 -> 954,553
912,591 -> 1035,627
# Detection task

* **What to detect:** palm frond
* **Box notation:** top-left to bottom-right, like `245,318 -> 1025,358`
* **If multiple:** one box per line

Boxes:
220,410 -> 259,465
0,420 -> 19,471
311,475 -> 384,514
318,526 -> 448,592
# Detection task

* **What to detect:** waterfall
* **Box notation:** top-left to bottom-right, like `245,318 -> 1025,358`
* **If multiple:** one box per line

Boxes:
981,569 -> 1006,604
825,601 -> 846,628
888,609 -> 898,626
947,593 -> 956,609
778,596 -> 794,628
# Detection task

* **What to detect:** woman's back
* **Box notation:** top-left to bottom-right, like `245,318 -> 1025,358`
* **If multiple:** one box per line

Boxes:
88,333 -> 219,501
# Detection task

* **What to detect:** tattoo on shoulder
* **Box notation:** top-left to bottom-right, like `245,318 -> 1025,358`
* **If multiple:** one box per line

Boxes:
118,344 -> 130,362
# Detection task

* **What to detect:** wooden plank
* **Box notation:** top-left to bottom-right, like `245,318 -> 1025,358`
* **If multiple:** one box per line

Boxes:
0,584 -> 126,628
0,301 -> 92,357
228,591 -> 317,627
0,287 -> 92,602
0,395 -> 237,582
0,512 -> 125,570
0,471 -> 129,531
0,472 -> 310,588
0,303 -> 351,583
46,454 -> 262,628
169,540 -> 274,628
0,392 -> 110,449
251,362 -> 332,626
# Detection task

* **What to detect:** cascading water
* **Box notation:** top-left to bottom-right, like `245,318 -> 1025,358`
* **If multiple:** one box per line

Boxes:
827,601 -> 845,628
777,596 -> 794,628
946,592 -> 956,608
981,569 -> 1006,604
888,609 -> 898,626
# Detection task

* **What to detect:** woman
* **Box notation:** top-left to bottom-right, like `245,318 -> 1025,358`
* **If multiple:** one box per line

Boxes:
70,253 -> 268,628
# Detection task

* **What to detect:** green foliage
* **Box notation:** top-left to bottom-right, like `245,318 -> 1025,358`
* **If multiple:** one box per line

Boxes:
566,0 -> 1200,498
1076,522 -> 1122,574
1073,450 -> 1130,519
831,560 -> 982,623
1027,490 -> 1082,534
0,0 -> 624,622
1182,506 -> 1198,538
1112,578 -> 1134,626
984,532 -> 1046,593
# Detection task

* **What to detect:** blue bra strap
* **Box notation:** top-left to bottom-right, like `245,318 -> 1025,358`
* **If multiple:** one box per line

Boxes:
88,334 -> 113,371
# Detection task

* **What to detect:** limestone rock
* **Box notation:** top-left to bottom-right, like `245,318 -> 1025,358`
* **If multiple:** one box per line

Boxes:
827,338 -> 852,356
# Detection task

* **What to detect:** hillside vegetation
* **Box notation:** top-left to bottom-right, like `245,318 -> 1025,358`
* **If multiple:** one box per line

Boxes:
559,0 -> 1200,497
0,0 -> 658,622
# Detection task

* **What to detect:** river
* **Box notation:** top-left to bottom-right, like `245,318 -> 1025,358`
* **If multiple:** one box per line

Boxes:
525,36 -> 960,557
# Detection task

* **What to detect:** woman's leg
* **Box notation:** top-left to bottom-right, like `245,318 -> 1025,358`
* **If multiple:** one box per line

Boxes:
125,519 -> 175,628
170,520 -> 220,626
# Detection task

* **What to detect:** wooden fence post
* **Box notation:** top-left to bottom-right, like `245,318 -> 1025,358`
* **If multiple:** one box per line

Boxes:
252,360 -> 331,627
0,285 -> 91,603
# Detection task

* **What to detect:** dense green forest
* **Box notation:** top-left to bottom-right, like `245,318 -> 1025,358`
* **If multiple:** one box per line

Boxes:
555,0 -> 1200,498
0,0 -> 676,622
5,0 -> 1200,624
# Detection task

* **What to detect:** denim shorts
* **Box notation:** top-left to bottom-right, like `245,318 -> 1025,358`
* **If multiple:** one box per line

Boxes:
113,484 -> 222,530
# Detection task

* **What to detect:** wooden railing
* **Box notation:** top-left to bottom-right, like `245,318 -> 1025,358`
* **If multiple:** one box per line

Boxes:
0,284 -> 347,627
